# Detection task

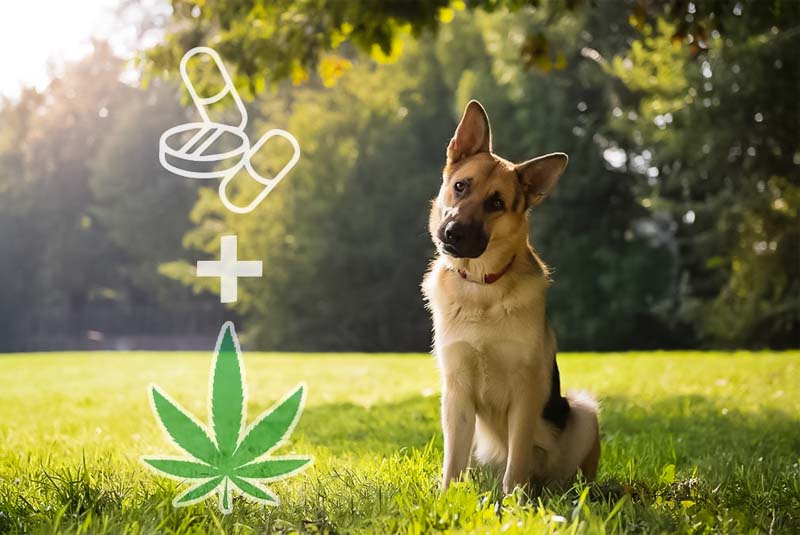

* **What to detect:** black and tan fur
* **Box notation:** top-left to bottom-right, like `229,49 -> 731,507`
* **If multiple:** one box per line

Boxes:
422,100 -> 600,492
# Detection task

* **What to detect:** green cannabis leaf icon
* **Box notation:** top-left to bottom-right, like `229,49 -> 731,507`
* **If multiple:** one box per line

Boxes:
143,321 -> 311,513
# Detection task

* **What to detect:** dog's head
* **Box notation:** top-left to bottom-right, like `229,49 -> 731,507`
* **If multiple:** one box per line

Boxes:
429,100 -> 568,261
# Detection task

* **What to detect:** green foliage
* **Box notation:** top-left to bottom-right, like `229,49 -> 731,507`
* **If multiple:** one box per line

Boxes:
0,46 -> 224,350
164,5 -> 678,350
1,351 -> 798,532
606,2 -> 800,347
89,82 -> 200,303
146,0 -> 455,94
450,6 -> 677,349
167,38 -> 452,350
0,43 -> 130,349
0,1 -> 796,350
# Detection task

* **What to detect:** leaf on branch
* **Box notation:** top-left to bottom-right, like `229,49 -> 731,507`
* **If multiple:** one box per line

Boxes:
319,56 -> 353,88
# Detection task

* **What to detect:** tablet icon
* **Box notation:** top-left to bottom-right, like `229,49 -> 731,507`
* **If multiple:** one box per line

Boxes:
159,47 -> 300,214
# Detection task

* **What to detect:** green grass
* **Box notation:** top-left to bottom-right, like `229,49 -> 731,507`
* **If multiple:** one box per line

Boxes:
1,351 -> 798,534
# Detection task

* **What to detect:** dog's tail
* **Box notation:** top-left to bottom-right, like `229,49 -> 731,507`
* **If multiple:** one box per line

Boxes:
552,390 -> 600,481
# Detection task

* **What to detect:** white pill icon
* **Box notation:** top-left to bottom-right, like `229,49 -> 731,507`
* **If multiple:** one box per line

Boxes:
158,47 -> 300,214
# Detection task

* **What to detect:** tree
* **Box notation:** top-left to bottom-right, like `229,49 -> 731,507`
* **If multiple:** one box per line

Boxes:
605,3 -> 800,347
90,80 -> 227,335
0,43 -> 225,350
0,89 -> 46,349
0,43 -> 132,346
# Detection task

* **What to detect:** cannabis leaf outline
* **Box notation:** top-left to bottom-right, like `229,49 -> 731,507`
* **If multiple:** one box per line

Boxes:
142,321 -> 311,514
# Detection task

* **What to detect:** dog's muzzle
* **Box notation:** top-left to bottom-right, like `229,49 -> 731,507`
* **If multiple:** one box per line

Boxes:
438,221 -> 489,258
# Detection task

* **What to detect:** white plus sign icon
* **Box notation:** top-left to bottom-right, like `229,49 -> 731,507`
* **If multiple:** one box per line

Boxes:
196,235 -> 263,303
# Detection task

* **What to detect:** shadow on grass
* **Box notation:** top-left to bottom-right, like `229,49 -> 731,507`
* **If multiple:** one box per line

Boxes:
297,395 -> 441,455
295,392 -> 799,466
592,396 -> 800,532
599,394 -> 800,470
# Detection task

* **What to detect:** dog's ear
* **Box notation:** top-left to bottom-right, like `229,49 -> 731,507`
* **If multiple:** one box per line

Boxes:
515,152 -> 568,207
447,100 -> 492,163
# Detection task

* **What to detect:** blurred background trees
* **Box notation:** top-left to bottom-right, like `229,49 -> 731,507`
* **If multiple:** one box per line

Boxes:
0,0 -> 796,351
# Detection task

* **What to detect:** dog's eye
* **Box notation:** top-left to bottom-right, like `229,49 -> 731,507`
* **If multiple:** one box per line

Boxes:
453,180 -> 467,193
486,194 -> 505,212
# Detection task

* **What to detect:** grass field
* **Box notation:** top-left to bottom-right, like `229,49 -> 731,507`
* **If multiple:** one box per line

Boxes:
1,350 -> 798,534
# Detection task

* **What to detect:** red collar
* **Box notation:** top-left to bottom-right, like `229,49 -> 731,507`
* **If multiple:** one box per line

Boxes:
457,255 -> 516,284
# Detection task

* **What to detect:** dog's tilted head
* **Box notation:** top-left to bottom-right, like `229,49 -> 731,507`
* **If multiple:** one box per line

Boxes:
429,100 -> 568,261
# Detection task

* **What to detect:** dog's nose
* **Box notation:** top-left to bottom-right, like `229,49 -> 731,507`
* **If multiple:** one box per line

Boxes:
439,220 -> 488,258
444,221 -> 464,244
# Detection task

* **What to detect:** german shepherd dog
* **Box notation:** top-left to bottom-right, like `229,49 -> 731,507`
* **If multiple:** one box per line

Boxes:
422,100 -> 600,493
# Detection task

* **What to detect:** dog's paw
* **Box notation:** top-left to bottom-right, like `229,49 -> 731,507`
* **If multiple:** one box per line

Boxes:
502,472 -> 528,494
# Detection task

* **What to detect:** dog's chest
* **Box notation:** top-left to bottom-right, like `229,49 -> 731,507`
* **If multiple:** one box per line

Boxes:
429,274 -> 547,355
425,265 -> 552,413
474,337 -> 534,405
437,298 -> 544,388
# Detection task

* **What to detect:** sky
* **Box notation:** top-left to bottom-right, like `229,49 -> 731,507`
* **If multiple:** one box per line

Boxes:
0,0 -> 170,98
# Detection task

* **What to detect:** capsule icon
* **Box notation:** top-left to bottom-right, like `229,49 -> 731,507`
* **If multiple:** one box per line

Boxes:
158,46 -> 300,214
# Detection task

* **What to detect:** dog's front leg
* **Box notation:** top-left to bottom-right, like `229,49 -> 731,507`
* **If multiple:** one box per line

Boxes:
503,391 -> 539,493
441,379 -> 476,488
